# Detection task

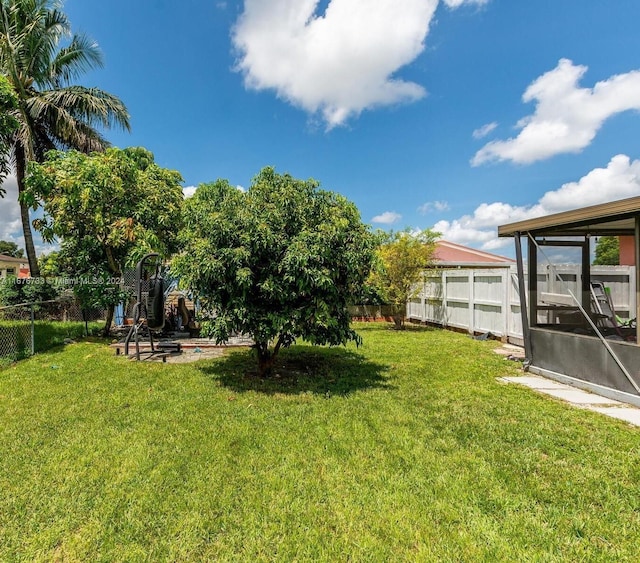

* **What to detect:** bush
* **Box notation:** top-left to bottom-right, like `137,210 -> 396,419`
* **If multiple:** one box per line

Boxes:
0,277 -> 60,307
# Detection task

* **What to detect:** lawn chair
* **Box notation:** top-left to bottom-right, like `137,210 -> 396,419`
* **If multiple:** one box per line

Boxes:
590,282 -> 635,340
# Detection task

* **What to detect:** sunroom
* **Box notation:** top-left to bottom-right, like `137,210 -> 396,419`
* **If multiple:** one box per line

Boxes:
499,196 -> 640,407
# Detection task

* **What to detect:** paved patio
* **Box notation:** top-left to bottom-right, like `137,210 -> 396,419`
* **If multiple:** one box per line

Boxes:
111,333 -> 254,363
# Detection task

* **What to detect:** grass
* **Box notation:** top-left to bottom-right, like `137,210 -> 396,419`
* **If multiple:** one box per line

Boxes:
0,323 -> 639,561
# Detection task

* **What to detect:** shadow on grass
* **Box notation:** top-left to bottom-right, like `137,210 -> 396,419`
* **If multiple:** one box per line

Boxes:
196,345 -> 394,396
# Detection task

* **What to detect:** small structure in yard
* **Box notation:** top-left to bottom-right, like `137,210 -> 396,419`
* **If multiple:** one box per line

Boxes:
499,196 -> 640,407
123,253 -> 182,362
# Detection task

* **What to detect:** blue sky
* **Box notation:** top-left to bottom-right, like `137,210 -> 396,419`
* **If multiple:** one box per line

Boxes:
3,0 -> 640,257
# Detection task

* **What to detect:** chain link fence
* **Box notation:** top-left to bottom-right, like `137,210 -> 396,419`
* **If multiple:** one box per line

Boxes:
0,297 -> 105,364
0,302 -> 32,361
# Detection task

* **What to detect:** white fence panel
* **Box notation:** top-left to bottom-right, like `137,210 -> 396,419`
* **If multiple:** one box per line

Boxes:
407,265 -> 633,346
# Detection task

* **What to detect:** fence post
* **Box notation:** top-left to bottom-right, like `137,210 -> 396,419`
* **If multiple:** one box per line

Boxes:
501,268 -> 509,340
468,270 -> 474,335
30,303 -> 35,355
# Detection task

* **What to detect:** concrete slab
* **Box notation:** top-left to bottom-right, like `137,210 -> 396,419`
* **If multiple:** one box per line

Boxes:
541,388 -> 622,405
500,374 -> 640,426
588,408 -> 640,426
500,376 -> 572,390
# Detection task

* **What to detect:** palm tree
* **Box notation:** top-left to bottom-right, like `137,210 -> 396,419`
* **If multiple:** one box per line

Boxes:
0,0 -> 130,277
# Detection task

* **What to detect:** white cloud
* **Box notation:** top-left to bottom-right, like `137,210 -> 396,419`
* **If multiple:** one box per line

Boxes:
232,0 -> 484,129
183,184 -> 244,198
418,200 -> 449,214
443,0 -> 489,8
0,175 -> 55,258
372,211 -> 402,225
472,121 -> 497,139
473,59 -> 640,165
182,185 -> 197,198
0,175 -> 23,245
436,154 -> 640,250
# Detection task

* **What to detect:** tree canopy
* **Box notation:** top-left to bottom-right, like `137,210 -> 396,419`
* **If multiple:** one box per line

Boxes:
173,167 -> 377,376
369,228 -> 439,329
0,239 -> 23,258
593,236 -> 619,266
24,147 -> 183,333
0,0 -> 130,276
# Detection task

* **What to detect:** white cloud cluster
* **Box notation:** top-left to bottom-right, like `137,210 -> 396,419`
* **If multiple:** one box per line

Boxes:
232,0 -> 486,128
435,154 -> 640,250
372,211 -> 402,225
473,59 -> 640,165
0,174 -> 56,257
418,200 -> 449,214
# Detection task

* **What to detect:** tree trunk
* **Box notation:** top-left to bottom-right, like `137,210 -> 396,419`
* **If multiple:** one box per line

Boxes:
393,314 -> 405,330
15,147 -> 40,278
255,341 -> 277,377
102,303 -> 115,337
392,304 -> 405,330
257,352 -> 275,377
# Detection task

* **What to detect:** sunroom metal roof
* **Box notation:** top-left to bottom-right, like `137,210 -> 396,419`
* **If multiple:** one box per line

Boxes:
498,196 -> 640,237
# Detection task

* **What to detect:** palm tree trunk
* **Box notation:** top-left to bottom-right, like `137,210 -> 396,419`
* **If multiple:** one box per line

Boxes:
15,147 -> 40,278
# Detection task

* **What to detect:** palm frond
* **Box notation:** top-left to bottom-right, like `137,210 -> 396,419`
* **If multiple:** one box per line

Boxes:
0,0 -> 70,90
27,6 -> 70,81
47,32 -> 102,88
28,86 -> 130,132
24,88 -> 124,152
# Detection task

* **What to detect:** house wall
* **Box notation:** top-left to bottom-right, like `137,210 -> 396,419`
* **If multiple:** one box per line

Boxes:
620,236 -> 635,266
0,258 -> 29,278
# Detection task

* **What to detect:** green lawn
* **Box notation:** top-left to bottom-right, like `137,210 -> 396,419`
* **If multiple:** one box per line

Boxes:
1,324 -> 639,561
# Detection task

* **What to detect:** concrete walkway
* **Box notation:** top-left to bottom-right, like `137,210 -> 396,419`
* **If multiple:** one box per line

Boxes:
493,343 -> 640,427
499,374 -> 640,427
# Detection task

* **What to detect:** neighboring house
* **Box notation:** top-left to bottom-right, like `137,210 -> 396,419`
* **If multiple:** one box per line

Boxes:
434,240 -> 515,267
0,254 -> 30,278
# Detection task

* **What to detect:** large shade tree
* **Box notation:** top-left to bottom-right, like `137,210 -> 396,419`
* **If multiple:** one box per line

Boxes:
24,147 -> 184,334
0,0 -> 130,277
173,167 -> 377,376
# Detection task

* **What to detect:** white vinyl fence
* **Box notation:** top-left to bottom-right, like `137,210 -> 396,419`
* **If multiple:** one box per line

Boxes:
407,265 -> 636,346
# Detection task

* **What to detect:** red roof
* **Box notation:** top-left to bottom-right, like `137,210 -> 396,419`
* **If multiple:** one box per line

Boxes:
434,240 -> 514,264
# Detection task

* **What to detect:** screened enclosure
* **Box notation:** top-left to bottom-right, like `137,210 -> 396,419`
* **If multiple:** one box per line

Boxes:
499,196 -> 640,406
